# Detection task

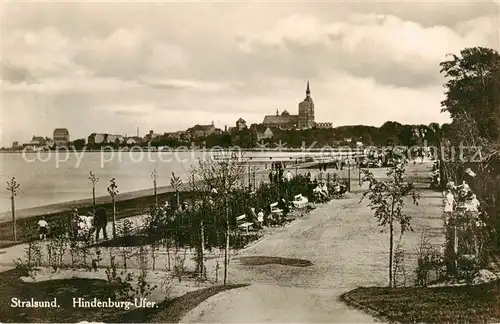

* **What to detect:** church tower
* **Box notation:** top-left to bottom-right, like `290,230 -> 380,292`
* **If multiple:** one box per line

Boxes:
298,81 -> 315,129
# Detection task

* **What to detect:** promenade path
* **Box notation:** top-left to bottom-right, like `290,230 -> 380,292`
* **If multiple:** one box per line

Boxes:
0,163 -> 444,323
181,163 -> 444,323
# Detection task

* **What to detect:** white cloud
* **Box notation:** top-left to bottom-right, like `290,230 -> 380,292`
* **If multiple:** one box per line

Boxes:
1,2 -> 494,146
237,13 -> 496,86
4,27 -> 77,77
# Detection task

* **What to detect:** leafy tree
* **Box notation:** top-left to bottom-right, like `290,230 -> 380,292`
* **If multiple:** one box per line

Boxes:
192,156 -> 246,284
72,138 -> 86,150
360,158 -> 420,287
440,46 -> 500,141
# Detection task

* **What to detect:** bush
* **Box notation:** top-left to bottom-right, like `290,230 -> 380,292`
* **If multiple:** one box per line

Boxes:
13,258 -> 38,279
457,255 -> 479,284
415,231 -> 444,287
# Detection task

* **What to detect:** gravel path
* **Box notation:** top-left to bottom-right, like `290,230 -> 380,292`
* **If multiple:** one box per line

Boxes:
181,163 -> 443,323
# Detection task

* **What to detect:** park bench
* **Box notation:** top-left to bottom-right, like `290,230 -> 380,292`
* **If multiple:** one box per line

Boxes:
236,214 -> 254,234
270,202 -> 283,217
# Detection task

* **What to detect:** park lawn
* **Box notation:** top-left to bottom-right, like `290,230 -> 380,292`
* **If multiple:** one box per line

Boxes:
0,268 -> 126,323
342,282 -> 500,323
0,268 -> 247,323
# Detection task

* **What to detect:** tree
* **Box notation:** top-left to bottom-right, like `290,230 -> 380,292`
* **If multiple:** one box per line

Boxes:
170,172 -> 182,209
72,138 -> 86,150
360,157 -> 420,287
88,171 -> 99,207
6,177 -> 20,241
192,156 -> 246,284
107,178 -> 119,239
440,46 -> 500,141
151,170 -> 158,208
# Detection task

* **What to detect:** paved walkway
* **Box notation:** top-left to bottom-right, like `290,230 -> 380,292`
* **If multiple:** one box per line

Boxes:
181,163 -> 444,323
0,163 -> 443,323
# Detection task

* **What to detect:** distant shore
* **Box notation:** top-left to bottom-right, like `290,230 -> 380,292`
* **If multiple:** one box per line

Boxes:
0,147 -> 363,153
0,163 -> 288,223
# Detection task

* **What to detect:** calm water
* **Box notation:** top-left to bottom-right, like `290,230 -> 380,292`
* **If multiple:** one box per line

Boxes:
0,150 -> 329,213
0,151 -> 203,213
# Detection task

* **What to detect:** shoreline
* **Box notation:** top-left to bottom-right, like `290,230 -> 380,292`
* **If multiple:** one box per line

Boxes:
0,161 -> 323,222
0,147 -> 364,153
0,162 -> 338,242
0,182 -> 191,222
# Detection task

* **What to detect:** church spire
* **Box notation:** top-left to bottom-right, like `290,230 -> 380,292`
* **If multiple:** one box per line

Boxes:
306,80 -> 310,97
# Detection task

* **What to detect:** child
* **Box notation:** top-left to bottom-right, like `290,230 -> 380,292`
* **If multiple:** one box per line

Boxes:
38,217 -> 48,240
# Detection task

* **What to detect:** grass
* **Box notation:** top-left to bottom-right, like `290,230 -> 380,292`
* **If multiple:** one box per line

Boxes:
0,268 -> 248,323
237,256 -> 313,267
342,282 -> 500,323
0,268 -> 124,323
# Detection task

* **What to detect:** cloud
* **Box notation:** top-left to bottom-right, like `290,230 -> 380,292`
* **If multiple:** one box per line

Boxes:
1,62 -> 38,84
1,1 -> 494,146
75,28 -> 189,79
236,13 -> 497,87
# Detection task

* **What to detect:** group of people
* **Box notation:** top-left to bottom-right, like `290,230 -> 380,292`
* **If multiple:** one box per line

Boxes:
36,206 -> 109,242
444,180 -> 481,221
268,162 -> 294,184
69,206 -> 108,241
311,178 -> 347,202
430,161 -> 440,188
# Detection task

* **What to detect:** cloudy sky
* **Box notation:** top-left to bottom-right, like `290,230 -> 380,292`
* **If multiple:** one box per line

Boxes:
1,1 -> 498,146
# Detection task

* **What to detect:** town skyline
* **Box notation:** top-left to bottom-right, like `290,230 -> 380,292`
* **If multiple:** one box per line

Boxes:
2,1 -> 496,146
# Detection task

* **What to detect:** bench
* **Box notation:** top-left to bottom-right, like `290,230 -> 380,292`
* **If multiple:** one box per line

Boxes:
236,214 -> 253,234
270,202 -> 283,216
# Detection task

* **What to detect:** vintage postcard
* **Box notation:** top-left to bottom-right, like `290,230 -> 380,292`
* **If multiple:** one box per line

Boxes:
1,1 -> 499,323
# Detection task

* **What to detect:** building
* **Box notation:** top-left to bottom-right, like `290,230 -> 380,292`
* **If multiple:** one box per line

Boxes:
314,122 -> 332,129
298,81 -> 315,129
88,133 -> 125,146
187,122 -> 221,139
262,81 -> 315,130
24,136 -> 48,151
236,118 -> 247,131
263,110 -> 298,129
53,128 -> 70,146
107,134 -> 125,144
165,131 -> 188,140
144,130 -> 162,142
256,127 -> 274,141
88,133 -> 106,146
125,136 -> 142,145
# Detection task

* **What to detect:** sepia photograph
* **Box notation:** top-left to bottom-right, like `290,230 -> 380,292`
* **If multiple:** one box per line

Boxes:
0,0 -> 499,322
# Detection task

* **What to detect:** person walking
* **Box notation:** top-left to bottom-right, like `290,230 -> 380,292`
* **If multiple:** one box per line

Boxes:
94,207 -> 108,241
38,217 -> 48,240
444,189 -> 455,220
71,208 -> 80,238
